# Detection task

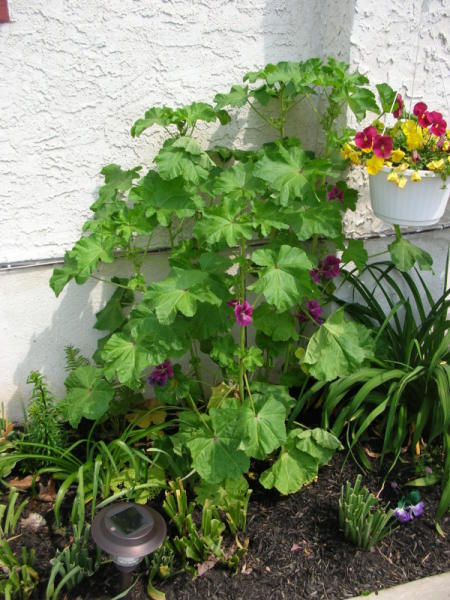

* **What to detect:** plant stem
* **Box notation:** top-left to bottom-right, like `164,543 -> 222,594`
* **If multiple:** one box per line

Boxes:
190,340 -> 206,401
243,372 -> 255,413
283,343 -> 292,375
247,100 -> 276,130
238,240 -> 247,403
394,224 -> 402,242
280,86 -> 286,138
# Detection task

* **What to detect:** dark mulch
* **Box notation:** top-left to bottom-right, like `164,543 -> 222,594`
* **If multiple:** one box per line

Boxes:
8,453 -> 450,600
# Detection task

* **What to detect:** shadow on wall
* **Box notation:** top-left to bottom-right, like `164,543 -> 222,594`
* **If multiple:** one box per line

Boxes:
9,255 -> 170,421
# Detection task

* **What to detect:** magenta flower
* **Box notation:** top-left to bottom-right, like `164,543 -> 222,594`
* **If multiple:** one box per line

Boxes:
310,267 -> 322,283
428,112 -> 447,137
148,360 -> 174,387
393,93 -> 403,119
235,300 -> 253,327
297,300 -> 323,324
354,126 -> 378,150
413,101 -> 427,117
372,134 -> 393,159
322,255 -> 341,280
419,111 -> 432,129
226,299 -> 238,308
328,185 -> 344,204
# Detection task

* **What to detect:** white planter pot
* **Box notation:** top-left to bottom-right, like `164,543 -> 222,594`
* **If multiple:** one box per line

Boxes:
369,166 -> 449,226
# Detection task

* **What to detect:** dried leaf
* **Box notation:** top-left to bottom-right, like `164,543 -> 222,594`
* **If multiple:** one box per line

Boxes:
9,475 -> 39,490
197,557 -> 219,576
38,479 -> 56,502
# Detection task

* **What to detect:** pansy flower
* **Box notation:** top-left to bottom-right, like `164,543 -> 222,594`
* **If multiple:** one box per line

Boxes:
354,126 -> 378,151
373,134 -> 393,159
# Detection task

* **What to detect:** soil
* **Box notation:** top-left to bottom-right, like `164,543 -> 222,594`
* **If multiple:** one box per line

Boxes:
7,453 -> 450,600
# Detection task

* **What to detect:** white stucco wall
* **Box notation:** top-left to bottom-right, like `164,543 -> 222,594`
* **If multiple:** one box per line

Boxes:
0,0 -> 449,416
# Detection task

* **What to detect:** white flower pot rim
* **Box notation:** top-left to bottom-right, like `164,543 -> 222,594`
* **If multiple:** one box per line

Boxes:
376,165 -> 443,179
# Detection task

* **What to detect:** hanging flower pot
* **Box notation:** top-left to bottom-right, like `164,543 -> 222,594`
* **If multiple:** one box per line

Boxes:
341,85 -> 450,228
369,166 -> 449,226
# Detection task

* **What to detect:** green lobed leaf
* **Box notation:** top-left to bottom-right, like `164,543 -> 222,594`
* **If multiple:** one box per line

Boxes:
341,239 -> 368,272
155,137 -> 213,184
388,237 -> 433,272
291,428 -> 343,464
289,203 -> 342,241
214,85 -> 249,109
302,308 -> 375,381
259,438 -> 319,495
253,303 -> 298,342
60,366 -> 115,428
69,235 -> 115,284
193,196 -> 253,247
186,407 -> 250,483
239,396 -> 286,459
249,245 -> 313,311
144,268 -> 222,325
250,381 -> 296,411
376,83 -> 397,114
100,164 -> 142,190
101,332 -> 151,389
253,142 -> 312,205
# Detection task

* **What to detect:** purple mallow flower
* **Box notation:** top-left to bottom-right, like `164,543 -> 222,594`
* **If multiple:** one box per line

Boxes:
328,186 -> 344,204
322,255 -> 341,279
297,300 -> 323,324
235,300 -> 253,327
148,360 -> 174,387
310,255 -> 341,283
310,268 -> 322,284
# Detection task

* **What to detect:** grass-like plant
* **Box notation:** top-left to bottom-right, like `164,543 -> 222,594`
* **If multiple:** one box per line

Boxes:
0,490 -> 27,537
325,258 -> 450,530
0,541 -> 38,600
338,475 -> 396,550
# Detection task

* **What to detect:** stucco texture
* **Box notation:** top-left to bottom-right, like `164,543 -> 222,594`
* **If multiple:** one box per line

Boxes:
1,0 -> 356,263
1,0 -> 449,416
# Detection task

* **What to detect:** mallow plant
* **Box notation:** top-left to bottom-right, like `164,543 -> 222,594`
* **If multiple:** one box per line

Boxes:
49,58 -> 386,495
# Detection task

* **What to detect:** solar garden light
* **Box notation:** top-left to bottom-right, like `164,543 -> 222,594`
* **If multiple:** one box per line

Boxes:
92,502 -> 166,595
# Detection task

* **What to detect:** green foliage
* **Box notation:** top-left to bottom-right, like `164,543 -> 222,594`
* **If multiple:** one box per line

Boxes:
260,428 -> 343,494
0,490 -> 27,537
24,372 -> 65,466
300,309 -> 375,381
338,475 -> 396,550
162,480 -> 247,576
46,470 -> 100,600
0,542 -> 38,600
326,259 -> 450,523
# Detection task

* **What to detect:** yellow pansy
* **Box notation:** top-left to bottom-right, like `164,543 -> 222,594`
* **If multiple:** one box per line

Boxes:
391,149 -> 405,163
397,176 -> 407,188
366,156 -> 384,175
387,171 -> 399,184
443,141 -> 449,151
395,162 -> 409,172
411,171 -> 421,182
402,119 -> 423,150
427,159 -> 445,171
